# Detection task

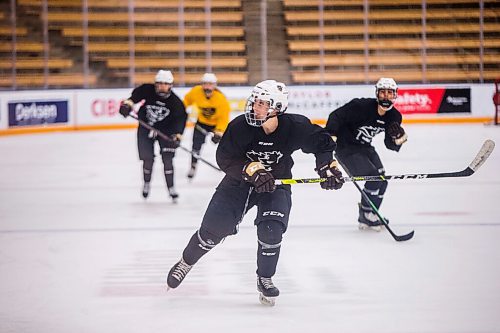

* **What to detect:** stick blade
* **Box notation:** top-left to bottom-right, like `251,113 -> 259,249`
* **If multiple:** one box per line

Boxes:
394,230 -> 415,242
469,139 -> 495,172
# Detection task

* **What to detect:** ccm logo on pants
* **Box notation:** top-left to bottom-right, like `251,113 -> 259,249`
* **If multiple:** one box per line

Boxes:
262,211 -> 285,218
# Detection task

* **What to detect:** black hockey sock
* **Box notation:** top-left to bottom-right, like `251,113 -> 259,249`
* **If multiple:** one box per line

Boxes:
256,220 -> 283,278
164,170 -> 174,188
182,229 -> 220,265
143,159 -> 153,183
361,188 -> 383,209
162,155 -> 174,188
191,150 -> 200,165
256,243 -> 281,278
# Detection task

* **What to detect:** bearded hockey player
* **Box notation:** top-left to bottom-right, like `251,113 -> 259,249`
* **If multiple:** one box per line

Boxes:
325,77 -> 408,231
166,79 -> 344,306
119,70 -> 187,202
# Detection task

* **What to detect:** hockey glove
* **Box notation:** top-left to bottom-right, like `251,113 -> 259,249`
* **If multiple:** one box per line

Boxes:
211,132 -> 222,144
316,160 -> 344,190
386,122 -> 408,145
170,133 -> 182,147
242,161 -> 276,193
119,100 -> 134,118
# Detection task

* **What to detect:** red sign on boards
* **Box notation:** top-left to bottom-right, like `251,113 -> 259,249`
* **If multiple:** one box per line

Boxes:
394,88 -> 445,114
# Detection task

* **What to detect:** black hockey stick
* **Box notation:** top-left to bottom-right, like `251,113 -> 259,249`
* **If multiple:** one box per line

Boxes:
336,155 -> 414,242
195,124 -> 213,137
129,114 -> 222,171
276,139 -> 495,185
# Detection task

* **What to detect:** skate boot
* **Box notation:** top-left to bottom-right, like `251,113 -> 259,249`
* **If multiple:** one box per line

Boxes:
187,163 -> 197,180
168,187 -> 179,203
166,258 -> 193,290
358,203 -> 389,232
257,276 -> 279,306
142,182 -> 150,199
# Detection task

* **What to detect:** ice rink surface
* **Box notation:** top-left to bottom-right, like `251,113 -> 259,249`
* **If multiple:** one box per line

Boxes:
1,123 -> 499,333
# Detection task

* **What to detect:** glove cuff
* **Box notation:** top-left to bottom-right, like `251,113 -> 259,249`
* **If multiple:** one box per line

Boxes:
122,99 -> 134,108
171,133 -> 182,141
394,133 -> 408,145
243,161 -> 265,179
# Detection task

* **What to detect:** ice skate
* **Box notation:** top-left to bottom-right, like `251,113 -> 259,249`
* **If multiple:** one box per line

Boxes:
168,187 -> 179,203
166,258 -> 192,290
187,164 -> 197,181
142,182 -> 150,199
358,203 -> 389,232
257,276 -> 279,306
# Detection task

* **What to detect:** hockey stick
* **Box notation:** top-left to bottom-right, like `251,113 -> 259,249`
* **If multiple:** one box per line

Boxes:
336,155 -> 414,242
195,124 -> 213,137
129,114 -> 222,171
276,139 -> 495,185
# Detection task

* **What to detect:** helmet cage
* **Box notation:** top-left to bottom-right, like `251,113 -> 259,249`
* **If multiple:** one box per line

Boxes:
154,70 -> 174,98
375,77 -> 398,110
244,80 -> 289,127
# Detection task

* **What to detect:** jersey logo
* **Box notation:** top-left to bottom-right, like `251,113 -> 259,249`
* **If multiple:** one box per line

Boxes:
246,150 -> 283,171
145,104 -> 171,124
355,125 -> 384,144
201,107 -> 216,118
258,141 -> 274,146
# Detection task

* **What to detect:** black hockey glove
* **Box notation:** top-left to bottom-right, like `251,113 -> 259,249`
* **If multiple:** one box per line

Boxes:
211,132 -> 222,144
242,161 -> 276,193
316,160 -> 344,190
386,122 -> 408,145
170,134 -> 182,147
119,100 -> 133,118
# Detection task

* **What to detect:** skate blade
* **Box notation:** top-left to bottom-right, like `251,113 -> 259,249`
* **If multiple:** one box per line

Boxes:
358,223 -> 381,232
259,293 -> 276,306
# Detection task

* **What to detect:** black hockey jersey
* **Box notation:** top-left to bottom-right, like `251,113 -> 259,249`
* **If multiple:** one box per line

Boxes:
129,84 -> 187,136
216,114 -> 336,184
325,98 -> 403,152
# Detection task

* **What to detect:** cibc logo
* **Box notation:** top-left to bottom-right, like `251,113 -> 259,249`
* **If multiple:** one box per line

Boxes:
91,98 -> 122,117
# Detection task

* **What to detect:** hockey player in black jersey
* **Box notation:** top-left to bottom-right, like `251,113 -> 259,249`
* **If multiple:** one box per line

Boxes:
325,77 -> 408,231
166,80 -> 344,306
119,70 -> 187,202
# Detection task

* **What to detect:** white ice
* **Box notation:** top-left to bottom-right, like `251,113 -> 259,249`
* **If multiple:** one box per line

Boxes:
1,123 -> 499,333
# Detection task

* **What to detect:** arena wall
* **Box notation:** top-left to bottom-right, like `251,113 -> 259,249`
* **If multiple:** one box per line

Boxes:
0,83 -> 495,135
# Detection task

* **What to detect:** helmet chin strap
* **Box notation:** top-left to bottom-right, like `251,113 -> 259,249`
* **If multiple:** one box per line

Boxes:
264,108 -> 280,121
377,99 -> 394,111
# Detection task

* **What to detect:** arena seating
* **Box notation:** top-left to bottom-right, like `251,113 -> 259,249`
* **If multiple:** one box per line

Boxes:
0,0 -> 498,88
284,0 -> 500,84
6,0 -> 247,88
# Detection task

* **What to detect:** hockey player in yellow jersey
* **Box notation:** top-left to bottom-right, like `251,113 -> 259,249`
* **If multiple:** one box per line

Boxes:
183,73 -> 231,179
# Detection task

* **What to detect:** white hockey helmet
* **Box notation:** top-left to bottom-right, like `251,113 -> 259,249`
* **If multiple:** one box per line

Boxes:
201,72 -> 217,84
154,70 -> 174,98
155,70 -> 174,84
375,77 -> 398,110
244,80 -> 289,127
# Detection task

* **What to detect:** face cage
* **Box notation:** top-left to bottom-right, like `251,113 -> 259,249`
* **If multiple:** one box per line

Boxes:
244,97 -> 278,127
376,88 -> 397,110
155,83 -> 172,98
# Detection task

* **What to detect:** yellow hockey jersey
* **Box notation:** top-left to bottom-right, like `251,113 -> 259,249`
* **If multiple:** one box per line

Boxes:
183,85 -> 231,133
